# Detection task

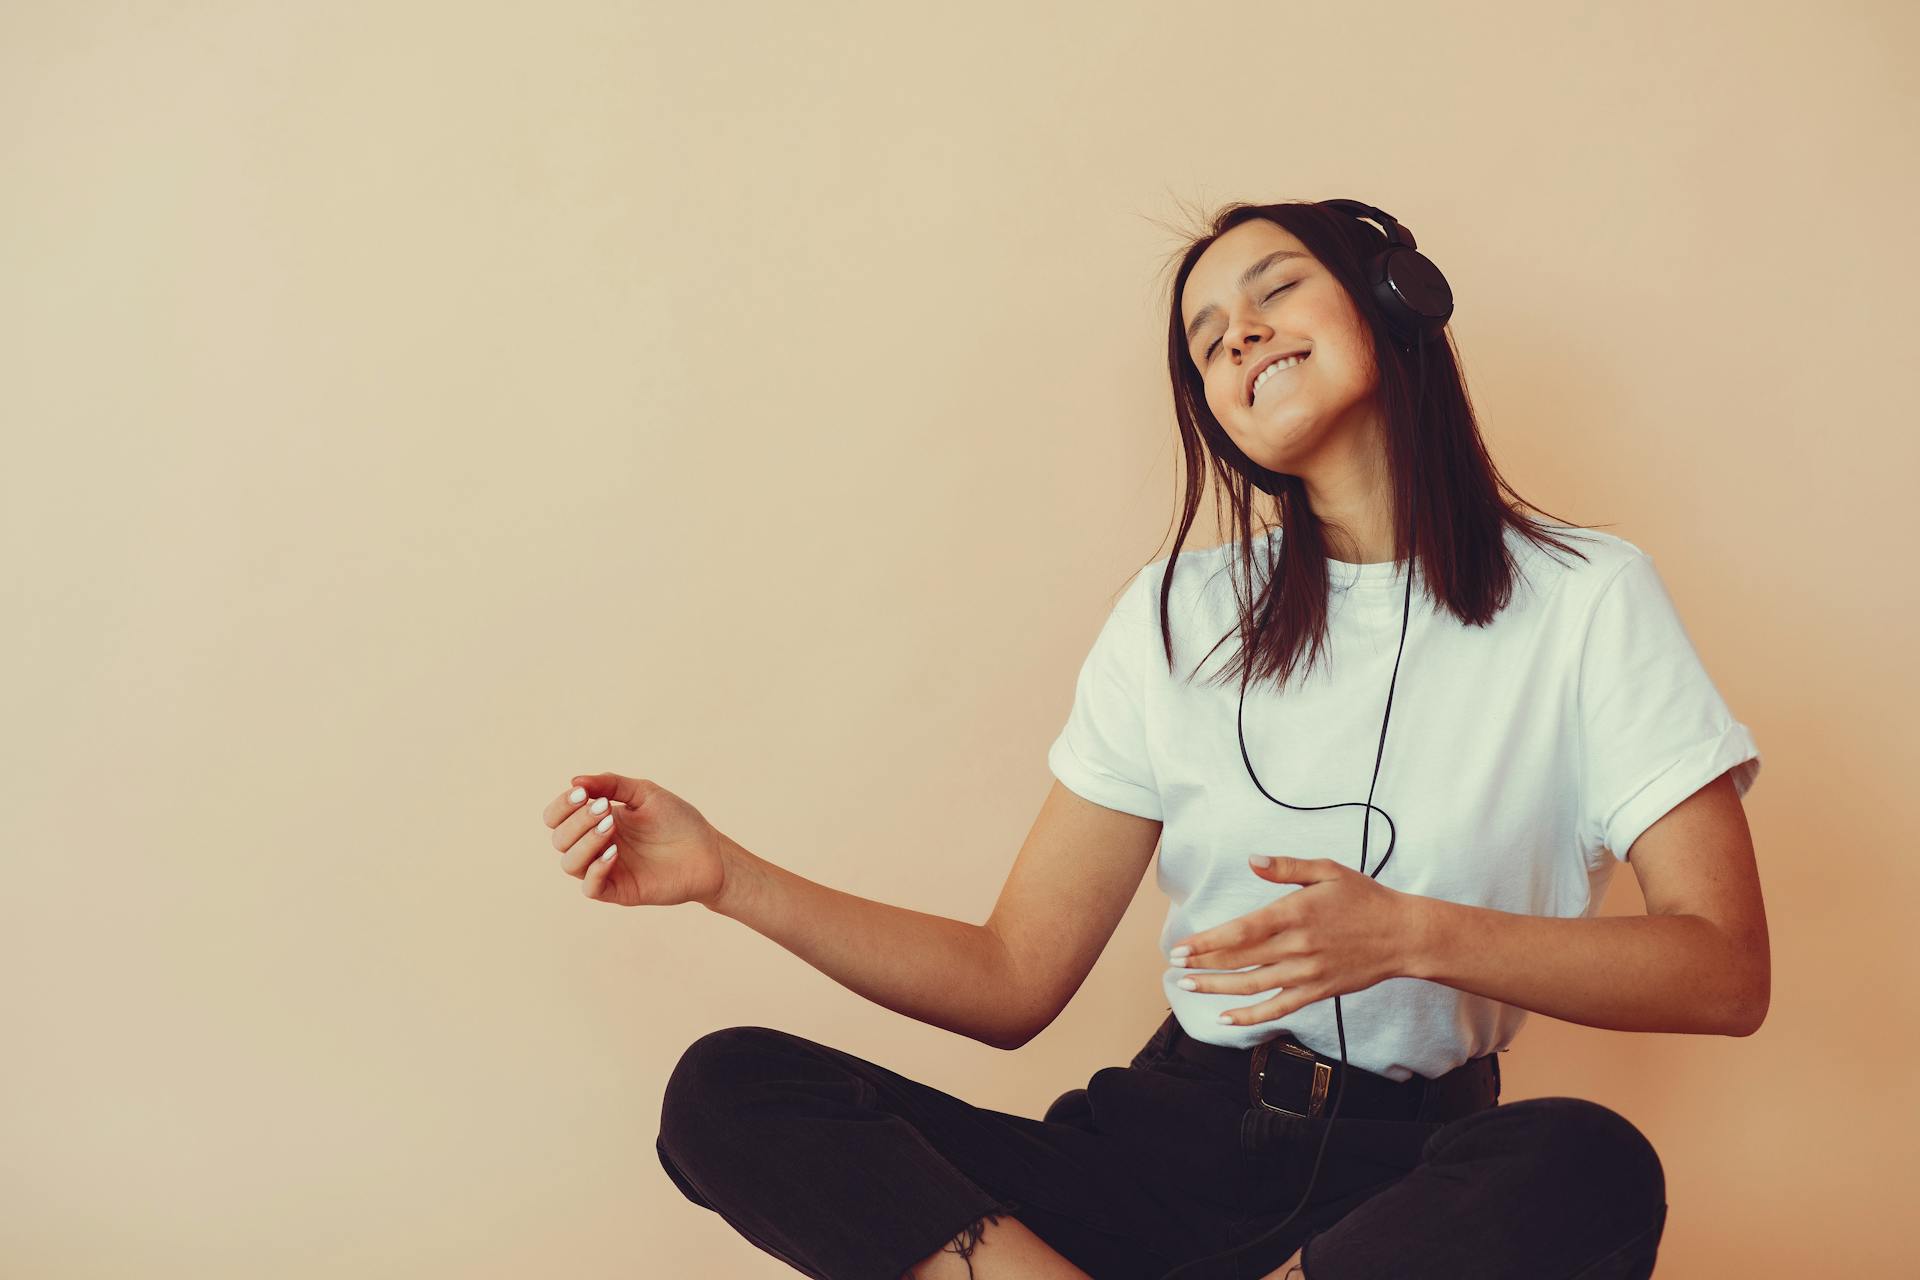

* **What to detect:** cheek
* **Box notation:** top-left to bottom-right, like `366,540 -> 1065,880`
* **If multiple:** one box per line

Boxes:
1332,354 -> 1381,404
1209,377 -> 1240,420
1299,348 -> 1357,395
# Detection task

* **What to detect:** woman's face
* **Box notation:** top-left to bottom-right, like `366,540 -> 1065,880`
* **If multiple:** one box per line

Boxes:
1180,219 -> 1379,475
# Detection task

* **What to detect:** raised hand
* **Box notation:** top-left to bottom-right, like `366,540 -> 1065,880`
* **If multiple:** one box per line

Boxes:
540,771 -> 730,908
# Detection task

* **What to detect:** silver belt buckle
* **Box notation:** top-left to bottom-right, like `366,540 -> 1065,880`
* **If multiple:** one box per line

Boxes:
1250,1039 -> 1332,1118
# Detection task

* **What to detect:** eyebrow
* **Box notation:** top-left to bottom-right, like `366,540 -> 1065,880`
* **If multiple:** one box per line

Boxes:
1185,250 -> 1311,350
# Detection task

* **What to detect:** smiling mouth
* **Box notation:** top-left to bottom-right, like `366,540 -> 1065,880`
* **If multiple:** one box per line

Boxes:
1249,351 -> 1310,405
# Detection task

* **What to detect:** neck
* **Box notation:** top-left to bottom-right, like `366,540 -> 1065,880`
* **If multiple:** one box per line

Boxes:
1301,426 -> 1396,564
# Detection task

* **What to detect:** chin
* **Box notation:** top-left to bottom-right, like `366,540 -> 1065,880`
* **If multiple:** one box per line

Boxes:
1238,416 -> 1320,467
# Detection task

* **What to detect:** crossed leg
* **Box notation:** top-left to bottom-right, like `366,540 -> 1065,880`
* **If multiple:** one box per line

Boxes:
898,1212 -> 1308,1279
900,1210 -> 1092,1279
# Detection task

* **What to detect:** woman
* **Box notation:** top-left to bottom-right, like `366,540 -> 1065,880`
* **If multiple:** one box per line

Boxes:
541,199 -> 1767,1280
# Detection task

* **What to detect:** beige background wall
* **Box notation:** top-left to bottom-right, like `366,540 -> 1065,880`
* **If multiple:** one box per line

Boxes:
3,1 -> 1913,1275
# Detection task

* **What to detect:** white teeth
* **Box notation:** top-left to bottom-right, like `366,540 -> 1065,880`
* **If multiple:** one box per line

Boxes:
1252,353 -> 1308,398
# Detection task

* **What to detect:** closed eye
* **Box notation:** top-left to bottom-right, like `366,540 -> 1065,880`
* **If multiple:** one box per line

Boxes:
1204,283 -> 1295,360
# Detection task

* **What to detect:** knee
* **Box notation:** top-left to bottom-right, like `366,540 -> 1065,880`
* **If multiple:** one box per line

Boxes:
1494,1097 -> 1667,1224
1544,1098 -> 1664,1201
657,1025 -> 799,1153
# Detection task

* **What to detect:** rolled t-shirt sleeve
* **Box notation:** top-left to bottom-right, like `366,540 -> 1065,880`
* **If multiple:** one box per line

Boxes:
1047,568 -> 1163,820
1577,551 -> 1762,863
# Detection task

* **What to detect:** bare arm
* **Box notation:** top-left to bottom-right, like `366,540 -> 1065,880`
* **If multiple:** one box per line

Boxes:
705,831 -> 1027,1049
705,781 -> 1162,1051
1409,771 -> 1768,1036
983,782 -> 1162,1049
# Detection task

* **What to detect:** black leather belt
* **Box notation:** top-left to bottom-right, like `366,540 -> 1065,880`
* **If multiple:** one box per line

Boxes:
1161,1017 -> 1501,1124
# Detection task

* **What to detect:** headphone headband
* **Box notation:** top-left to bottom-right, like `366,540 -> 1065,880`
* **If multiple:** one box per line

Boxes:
1317,198 -> 1454,348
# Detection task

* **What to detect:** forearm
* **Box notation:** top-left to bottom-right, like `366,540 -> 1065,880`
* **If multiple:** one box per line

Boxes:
1405,898 -> 1763,1037
704,830 -> 1023,1049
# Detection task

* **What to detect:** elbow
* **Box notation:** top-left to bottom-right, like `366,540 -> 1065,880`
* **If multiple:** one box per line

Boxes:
991,1015 -> 1043,1052
1726,982 -> 1771,1037
989,1000 -> 1056,1052
1719,933 -> 1771,1036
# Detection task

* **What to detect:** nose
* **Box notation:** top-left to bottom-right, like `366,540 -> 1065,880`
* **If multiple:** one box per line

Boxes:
1229,323 -> 1272,359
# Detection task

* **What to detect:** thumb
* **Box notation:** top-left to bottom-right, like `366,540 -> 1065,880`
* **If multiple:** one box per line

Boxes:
1251,854 -> 1327,883
571,771 -> 653,809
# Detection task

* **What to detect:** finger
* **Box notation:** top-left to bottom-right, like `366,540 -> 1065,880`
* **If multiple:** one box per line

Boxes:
561,807 -> 617,877
545,771 -> 638,829
583,843 -> 617,898
542,782 -> 595,830
1174,926 -> 1277,972
572,771 -> 654,810
1176,897 -> 1303,963
1216,990 -> 1302,1027
551,792 -> 615,856
1254,855 -> 1338,884
1174,961 -> 1289,997
1170,927 -> 1231,962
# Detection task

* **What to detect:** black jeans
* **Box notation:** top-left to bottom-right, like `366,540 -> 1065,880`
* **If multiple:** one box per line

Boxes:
655,1012 -> 1668,1280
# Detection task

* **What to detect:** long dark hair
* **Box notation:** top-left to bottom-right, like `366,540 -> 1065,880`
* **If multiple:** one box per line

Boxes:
1149,198 -> 1605,693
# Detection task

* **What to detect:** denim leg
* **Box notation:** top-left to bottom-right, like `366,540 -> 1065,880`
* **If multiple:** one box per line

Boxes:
1298,1097 -> 1668,1280
654,1025 -> 1190,1280
655,1026 -> 1016,1280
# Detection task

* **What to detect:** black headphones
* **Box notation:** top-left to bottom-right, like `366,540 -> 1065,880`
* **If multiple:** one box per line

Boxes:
1158,199 -> 1453,1280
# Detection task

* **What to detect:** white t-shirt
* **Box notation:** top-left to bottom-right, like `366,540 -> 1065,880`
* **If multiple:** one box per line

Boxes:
1047,523 -> 1761,1081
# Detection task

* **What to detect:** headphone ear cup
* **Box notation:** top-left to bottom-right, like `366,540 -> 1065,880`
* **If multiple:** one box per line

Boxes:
1323,199 -> 1453,349
1373,245 -> 1453,347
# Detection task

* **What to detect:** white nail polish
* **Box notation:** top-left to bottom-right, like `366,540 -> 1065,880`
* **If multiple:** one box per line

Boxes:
598,846 -> 616,863
590,797 -> 609,814
596,814 -> 613,833
569,787 -> 585,802
1177,977 -> 1198,991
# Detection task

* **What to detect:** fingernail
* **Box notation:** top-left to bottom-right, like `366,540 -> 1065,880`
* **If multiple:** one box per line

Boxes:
1176,977 -> 1197,991
590,797 -> 609,814
569,787 -> 586,803
598,846 -> 616,863
596,815 -> 613,833
1170,945 -> 1192,959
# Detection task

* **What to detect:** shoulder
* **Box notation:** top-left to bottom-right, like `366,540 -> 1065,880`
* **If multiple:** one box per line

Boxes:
1125,537 -> 1242,611
1507,522 -> 1651,609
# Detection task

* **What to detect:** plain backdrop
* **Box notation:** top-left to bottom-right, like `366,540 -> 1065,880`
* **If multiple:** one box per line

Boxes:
3,1 -> 1914,1276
